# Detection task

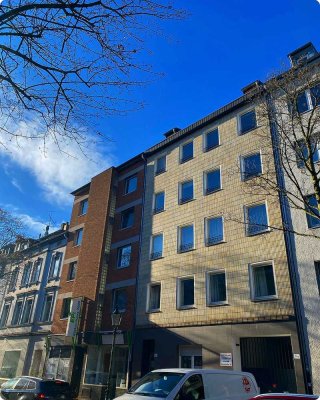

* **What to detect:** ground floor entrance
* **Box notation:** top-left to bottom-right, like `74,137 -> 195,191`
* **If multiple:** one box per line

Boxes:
240,336 -> 297,393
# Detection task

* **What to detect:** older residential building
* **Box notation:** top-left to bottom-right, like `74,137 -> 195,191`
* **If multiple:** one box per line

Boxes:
50,155 -> 145,399
0,226 -> 67,382
132,90 -> 305,392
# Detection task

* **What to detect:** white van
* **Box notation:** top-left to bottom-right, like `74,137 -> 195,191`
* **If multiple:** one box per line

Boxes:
117,369 -> 259,400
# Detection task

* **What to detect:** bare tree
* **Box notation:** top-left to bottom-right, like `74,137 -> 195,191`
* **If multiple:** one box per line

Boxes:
0,1 -> 184,151
234,60 -> 320,238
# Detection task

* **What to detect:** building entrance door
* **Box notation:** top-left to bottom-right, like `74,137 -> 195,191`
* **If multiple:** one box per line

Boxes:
240,337 -> 297,393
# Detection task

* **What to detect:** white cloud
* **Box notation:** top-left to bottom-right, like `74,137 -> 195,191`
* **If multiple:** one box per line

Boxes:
11,178 -> 23,193
0,116 -> 115,205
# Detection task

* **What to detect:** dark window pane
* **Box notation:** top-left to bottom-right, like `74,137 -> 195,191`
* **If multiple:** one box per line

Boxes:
242,153 -> 262,180
121,208 -> 134,229
11,301 -> 23,325
240,110 -> 257,134
0,304 -> 11,328
181,142 -> 193,163
209,273 -> 226,303
205,129 -> 219,151
125,176 -> 138,194
180,181 -> 194,203
296,91 -> 309,113
296,140 -> 319,168
306,195 -> 320,228
68,261 -> 77,280
207,217 -> 223,244
206,169 -> 221,194
118,245 -> 131,268
74,229 -> 83,246
154,192 -> 165,213
41,294 -> 53,322
151,235 -> 163,259
80,199 -> 88,215
21,298 -> 33,324
181,356 -> 192,368
253,265 -> 276,298
61,298 -> 71,319
149,285 -> 161,310
113,289 -> 127,311
247,204 -> 268,235
156,156 -> 166,174
315,261 -> 320,296
180,226 -> 194,252
311,84 -> 320,108
181,279 -> 194,306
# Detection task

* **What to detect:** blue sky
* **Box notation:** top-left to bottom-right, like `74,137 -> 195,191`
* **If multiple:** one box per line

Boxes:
1,0 -> 320,237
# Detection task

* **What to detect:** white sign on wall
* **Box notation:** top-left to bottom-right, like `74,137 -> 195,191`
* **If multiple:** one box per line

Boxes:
66,297 -> 82,337
220,353 -> 233,367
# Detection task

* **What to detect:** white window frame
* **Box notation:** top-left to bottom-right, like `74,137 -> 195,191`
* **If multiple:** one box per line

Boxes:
206,269 -> 228,306
41,291 -> 56,323
155,155 -> 167,175
176,275 -> 195,309
203,166 -> 222,195
179,179 -> 194,204
178,224 -> 195,253
150,233 -> 164,260
153,191 -> 165,214
203,127 -> 220,152
48,252 -> 62,280
204,216 -> 225,246
0,301 -> 12,328
237,108 -> 257,135
179,346 -> 202,369
249,260 -> 278,301
20,296 -> 35,325
244,201 -> 270,236
124,175 -> 138,195
180,140 -> 194,164
240,150 -> 263,181
296,85 -> 320,114
147,282 -> 161,313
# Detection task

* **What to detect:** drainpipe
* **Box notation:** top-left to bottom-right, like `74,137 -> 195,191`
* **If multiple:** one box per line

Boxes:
127,153 -> 147,388
266,90 -> 313,394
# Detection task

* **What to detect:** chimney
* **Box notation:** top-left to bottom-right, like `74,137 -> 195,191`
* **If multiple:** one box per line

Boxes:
288,42 -> 318,67
44,225 -> 49,236
164,127 -> 181,138
60,222 -> 69,231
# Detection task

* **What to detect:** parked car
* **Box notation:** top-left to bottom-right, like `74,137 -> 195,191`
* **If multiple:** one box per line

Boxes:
249,395 -> 320,400
0,376 -> 75,400
118,368 -> 259,400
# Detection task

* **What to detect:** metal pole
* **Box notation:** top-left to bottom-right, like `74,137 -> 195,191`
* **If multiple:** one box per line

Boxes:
105,325 -> 118,400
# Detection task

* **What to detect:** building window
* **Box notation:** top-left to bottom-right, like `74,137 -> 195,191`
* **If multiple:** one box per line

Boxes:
204,128 -> 219,152
154,192 -> 165,213
11,299 -> 23,326
20,297 -> 34,324
177,277 -> 195,309
121,208 -> 134,229
180,141 -> 194,163
21,262 -> 32,287
30,259 -> 42,283
148,283 -> 161,312
68,261 -> 77,281
207,271 -> 227,305
205,216 -> 224,245
113,288 -> 127,312
315,261 -> 320,296
179,225 -> 194,253
296,83 -> 320,113
179,346 -> 202,369
0,302 -> 11,328
48,252 -> 62,279
124,175 -> 138,195
239,109 -> 257,134
41,293 -> 54,322
74,228 -> 84,246
0,350 -> 21,379
79,198 -> 88,215
155,155 -> 166,175
241,152 -> 262,180
250,262 -> 277,300
204,168 -> 221,195
150,234 -> 163,260
296,139 -> 320,168
305,194 -> 320,229
8,269 -> 18,292
245,203 -> 269,235
61,298 -> 71,319
117,245 -> 132,268
179,180 -> 194,204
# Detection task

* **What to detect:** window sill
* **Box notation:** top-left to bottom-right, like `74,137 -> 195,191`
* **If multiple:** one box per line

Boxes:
178,247 -> 195,254
177,305 -> 196,310
116,265 -> 130,269
150,256 -> 164,261
66,279 -> 75,282
205,188 -> 222,196
123,190 -> 137,197
153,209 -> 165,215
308,225 -> 320,230
36,321 -> 52,325
78,212 -> 87,217
205,240 -> 226,247
179,198 -> 195,205
207,302 -> 229,307
119,225 -> 134,231
239,125 -> 258,135
155,169 -> 166,176
242,173 -> 262,182
146,309 -> 161,314
180,156 -> 194,164
204,144 -> 220,153
60,317 -> 69,321
47,277 -> 59,282
251,296 -> 278,302
246,228 -> 271,237
73,244 -> 82,248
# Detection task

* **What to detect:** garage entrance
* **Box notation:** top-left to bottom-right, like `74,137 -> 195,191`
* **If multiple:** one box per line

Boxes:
240,337 -> 297,393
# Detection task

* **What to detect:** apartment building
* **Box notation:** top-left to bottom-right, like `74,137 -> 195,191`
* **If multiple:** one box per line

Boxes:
0,227 -> 67,381
50,155 -> 145,399
132,86 -> 305,392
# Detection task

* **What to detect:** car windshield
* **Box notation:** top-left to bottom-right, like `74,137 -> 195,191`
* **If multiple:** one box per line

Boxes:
1,378 -> 20,389
128,372 -> 185,398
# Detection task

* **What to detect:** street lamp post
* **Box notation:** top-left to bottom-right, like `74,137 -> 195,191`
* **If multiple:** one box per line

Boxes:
105,307 -> 123,400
